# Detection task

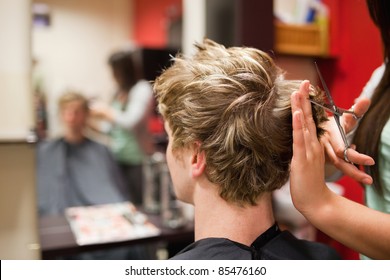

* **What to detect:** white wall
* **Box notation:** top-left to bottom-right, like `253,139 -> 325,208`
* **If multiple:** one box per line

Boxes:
0,0 -> 40,260
32,0 -> 134,137
0,0 -> 34,139
182,0 -> 206,55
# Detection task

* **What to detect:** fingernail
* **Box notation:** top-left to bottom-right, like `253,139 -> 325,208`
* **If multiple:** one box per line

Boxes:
363,178 -> 372,185
305,81 -> 310,91
364,159 -> 375,165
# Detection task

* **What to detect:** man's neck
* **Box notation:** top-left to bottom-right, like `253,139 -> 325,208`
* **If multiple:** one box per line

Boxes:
192,182 -> 275,247
64,132 -> 85,144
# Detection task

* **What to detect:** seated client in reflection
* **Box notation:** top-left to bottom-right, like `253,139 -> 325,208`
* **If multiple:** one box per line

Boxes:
37,91 -> 127,216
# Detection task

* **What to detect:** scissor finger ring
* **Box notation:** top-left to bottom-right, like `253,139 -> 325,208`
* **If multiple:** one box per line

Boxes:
351,105 -> 363,120
344,147 -> 352,163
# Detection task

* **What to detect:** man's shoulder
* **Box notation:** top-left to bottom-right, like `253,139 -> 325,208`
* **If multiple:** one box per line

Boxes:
259,231 -> 341,260
170,238 -> 252,260
38,138 -> 108,153
171,231 -> 340,260
37,138 -> 63,153
83,139 -> 113,156
84,138 -> 106,148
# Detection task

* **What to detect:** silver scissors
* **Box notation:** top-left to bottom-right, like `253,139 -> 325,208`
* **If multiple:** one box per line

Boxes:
310,62 -> 359,163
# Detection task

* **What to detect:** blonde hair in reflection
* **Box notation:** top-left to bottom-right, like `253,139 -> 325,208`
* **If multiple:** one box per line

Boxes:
154,39 -> 327,206
58,91 -> 89,112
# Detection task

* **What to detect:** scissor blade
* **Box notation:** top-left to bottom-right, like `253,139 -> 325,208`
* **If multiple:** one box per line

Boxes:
314,62 -> 336,109
309,99 -> 342,117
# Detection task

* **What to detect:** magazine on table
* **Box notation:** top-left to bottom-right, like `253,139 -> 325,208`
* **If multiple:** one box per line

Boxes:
65,202 -> 160,246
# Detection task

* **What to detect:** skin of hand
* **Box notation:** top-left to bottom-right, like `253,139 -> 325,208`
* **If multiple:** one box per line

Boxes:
321,98 -> 375,185
89,101 -> 114,121
290,80 -> 390,260
290,81 -> 331,212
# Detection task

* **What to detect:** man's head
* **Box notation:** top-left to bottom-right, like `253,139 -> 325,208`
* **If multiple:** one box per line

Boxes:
58,91 -> 89,136
154,39 -> 327,206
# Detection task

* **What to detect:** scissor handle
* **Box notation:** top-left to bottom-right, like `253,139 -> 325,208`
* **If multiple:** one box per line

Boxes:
333,115 -> 350,149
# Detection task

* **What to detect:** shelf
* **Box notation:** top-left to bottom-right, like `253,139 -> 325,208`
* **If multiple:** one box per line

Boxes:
274,22 -> 329,57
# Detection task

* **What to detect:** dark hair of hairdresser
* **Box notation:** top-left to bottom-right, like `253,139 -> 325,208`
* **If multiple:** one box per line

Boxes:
108,50 -> 142,93
354,0 -> 390,194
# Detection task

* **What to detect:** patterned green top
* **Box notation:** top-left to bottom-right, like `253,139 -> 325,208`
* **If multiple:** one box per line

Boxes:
110,100 -> 144,165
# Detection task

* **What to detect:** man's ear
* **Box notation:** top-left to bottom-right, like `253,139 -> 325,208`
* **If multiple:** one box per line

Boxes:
191,142 -> 206,177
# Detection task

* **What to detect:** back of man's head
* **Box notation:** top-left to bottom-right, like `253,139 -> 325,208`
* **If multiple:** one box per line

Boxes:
154,39 -> 327,206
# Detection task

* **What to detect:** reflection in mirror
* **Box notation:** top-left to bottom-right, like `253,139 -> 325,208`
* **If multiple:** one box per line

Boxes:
32,0 -> 133,139
32,0 -> 189,260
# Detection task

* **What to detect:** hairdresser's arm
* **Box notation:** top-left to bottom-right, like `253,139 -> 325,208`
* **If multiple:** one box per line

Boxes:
321,98 -> 374,184
90,81 -> 153,130
111,81 -> 153,130
290,81 -> 390,260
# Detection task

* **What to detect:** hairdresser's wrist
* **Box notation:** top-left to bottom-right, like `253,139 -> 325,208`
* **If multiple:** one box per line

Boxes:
297,185 -> 335,227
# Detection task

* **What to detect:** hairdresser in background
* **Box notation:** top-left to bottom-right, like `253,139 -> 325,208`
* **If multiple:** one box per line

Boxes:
90,49 -> 154,206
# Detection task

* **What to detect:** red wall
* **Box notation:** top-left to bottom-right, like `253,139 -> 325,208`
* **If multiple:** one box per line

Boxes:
133,0 -> 182,48
323,0 -> 382,106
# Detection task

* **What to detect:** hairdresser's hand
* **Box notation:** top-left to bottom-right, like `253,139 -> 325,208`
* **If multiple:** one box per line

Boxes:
89,101 -> 114,121
321,97 -> 374,185
290,80 -> 330,213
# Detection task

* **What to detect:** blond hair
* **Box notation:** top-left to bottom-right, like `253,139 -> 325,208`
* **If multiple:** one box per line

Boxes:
154,39 -> 327,206
58,91 -> 89,112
